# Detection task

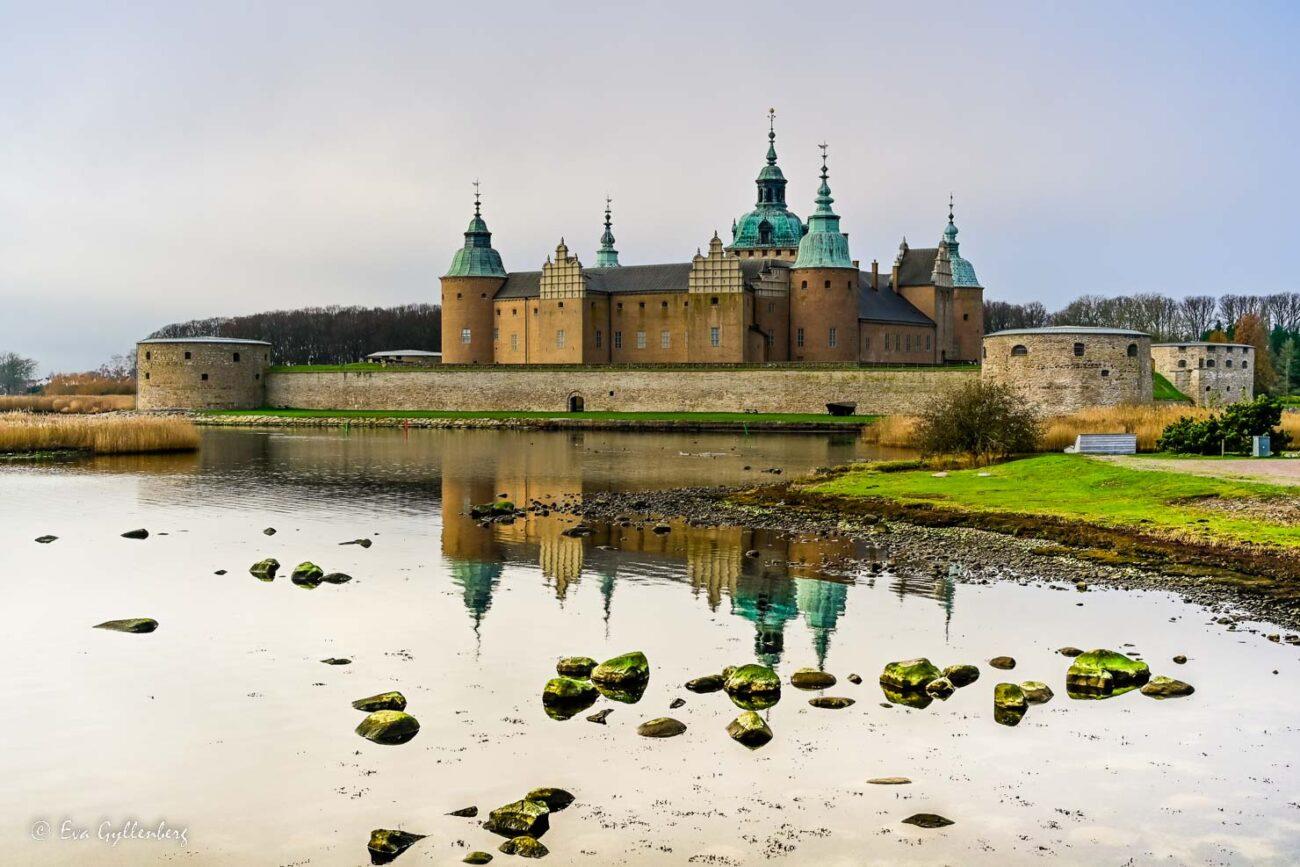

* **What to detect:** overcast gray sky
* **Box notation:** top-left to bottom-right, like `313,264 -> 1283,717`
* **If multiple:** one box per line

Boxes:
2,1 -> 1297,372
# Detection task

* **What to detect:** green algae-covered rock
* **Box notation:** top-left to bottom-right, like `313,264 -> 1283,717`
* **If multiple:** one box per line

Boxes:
726,710 -> 773,749
924,678 -> 955,699
322,572 -> 353,584
291,561 -> 325,587
790,668 -> 837,690
1020,681 -> 1054,704
250,558 -> 280,581
901,813 -> 954,829
725,664 -> 782,710
93,618 -> 158,634
355,710 -> 420,745
367,828 -> 425,864
463,852 -> 493,864
1067,649 -> 1151,697
809,696 -> 855,709
637,717 -> 687,738
994,682 -> 1028,712
484,799 -> 550,838
1140,675 -> 1194,699
352,691 -> 407,712
942,664 -> 980,688
879,658 -> 941,691
498,836 -> 548,858
556,656 -> 597,678
542,677 -> 598,720
685,674 -> 725,693
591,651 -> 650,688
525,788 -> 574,812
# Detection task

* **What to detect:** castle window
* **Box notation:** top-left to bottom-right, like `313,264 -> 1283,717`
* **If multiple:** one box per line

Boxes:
1073,343 -> 1085,356
533,307 -> 539,315
461,328 -> 471,344
926,335 -> 932,350
661,300 -> 668,309
710,327 -> 720,347
144,372 -> 150,380
824,280 -> 831,289
847,281 -> 852,289
556,329 -> 565,348
711,296 -> 719,305
511,333 -> 519,351
801,281 -> 807,289
1243,361 -> 1249,369
828,327 -> 837,348
1226,360 -> 1233,368
1101,369 -> 1110,377
558,301 -> 564,308
145,351 -> 151,361
480,293 -> 487,299
1206,359 -> 1216,368
766,333 -> 774,348
617,302 -> 623,311
636,331 -> 646,349
254,373 -> 260,380
184,351 -> 192,360
963,313 -> 969,321
595,330 -> 603,348
796,328 -> 805,348
493,327 -> 499,341
1178,359 -> 1186,368
767,302 -> 774,313
661,330 -> 670,349
512,307 -> 517,316
981,346 -> 986,359
1011,344 -> 1028,356
614,331 -> 622,349
200,373 -> 208,381
639,301 -> 645,309
456,293 -> 462,299
1126,343 -> 1138,358
906,335 -> 912,351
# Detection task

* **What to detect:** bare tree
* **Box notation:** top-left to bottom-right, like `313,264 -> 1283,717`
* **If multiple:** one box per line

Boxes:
0,352 -> 38,395
1177,295 -> 1217,339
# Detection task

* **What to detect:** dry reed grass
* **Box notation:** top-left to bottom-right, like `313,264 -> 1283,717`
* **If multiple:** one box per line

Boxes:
0,394 -> 135,414
0,413 -> 199,455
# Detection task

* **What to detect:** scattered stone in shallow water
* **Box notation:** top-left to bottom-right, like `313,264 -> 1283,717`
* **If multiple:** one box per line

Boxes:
484,799 -> 550,838
463,851 -> 493,864
879,658 -> 941,691
214,569 -> 227,575
790,668 -> 837,690
321,657 -> 351,665
291,561 -> 325,587
590,651 -> 650,689
586,708 -> 612,724
542,677 -> 598,720
989,656 -> 1016,670
1017,681 -> 1052,704
93,618 -> 158,634
367,828 -> 426,864
724,664 -> 782,710
847,673 -> 862,685
941,664 -> 980,688
685,674 -> 725,693
902,813 -> 954,829
524,788 -> 574,812
1140,676 -> 1195,699
498,836 -> 548,858
669,697 -> 685,709
340,538 -> 373,548
1057,646 -> 1084,657
321,572 -> 353,584
809,696 -> 855,709
263,527 -> 276,536
1173,654 -> 1188,664
637,717 -> 687,738
867,777 -> 911,785
120,528 -> 149,540
880,685 -> 933,709
447,805 -> 478,817
355,710 -> 420,745
555,656 -> 597,678
726,711 -> 773,749
35,535 -> 57,544
924,678 -> 955,699
994,682 -> 1028,711
352,691 -> 407,712
250,558 -> 280,581
1067,648 -> 1151,697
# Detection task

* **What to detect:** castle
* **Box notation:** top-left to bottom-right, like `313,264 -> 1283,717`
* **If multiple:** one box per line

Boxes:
440,113 -> 984,366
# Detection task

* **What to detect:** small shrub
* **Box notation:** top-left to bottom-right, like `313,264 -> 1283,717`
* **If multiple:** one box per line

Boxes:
914,380 -> 1041,465
1157,395 -> 1292,454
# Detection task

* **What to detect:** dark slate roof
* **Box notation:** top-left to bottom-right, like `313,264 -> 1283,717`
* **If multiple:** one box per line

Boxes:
895,247 -> 939,287
494,270 -> 541,299
857,273 -> 934,325
493,260 -> 783,300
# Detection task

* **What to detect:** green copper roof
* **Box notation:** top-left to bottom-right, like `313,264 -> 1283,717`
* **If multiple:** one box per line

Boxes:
944,197 -> 981,288
730,110 -> 805,250
444,186 -> 507,278
792,145 -> 854,270
594,197 -> 620,268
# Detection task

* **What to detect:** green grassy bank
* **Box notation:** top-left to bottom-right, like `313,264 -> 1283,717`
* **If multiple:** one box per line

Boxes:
1152,371 -> 1191,402
808,453 -> 1297,547
203,408 -> 879,427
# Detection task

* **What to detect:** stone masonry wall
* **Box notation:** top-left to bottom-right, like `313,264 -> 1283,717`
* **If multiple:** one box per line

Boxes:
1151,343 -> 1254,407
266,366 -> 977,415
137,341 -> 270,410
982,332 -> 1152,412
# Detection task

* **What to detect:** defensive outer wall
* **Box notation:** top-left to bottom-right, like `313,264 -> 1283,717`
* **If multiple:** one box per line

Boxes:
981,327 -> 1152,413
263,366 -> 978,415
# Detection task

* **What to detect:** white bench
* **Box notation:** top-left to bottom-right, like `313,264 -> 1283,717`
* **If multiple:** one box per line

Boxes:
1066,434 -> 1137,455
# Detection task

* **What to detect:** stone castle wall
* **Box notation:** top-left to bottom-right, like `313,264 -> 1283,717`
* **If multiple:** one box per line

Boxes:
265,366 -> 977,415
981,331 -> 1152,412
1151,343 -> 1254,407
137,340 -> 270,410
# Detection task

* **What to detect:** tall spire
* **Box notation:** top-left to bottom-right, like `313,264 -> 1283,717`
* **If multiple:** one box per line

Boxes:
595,195 -> 620,268
942,193 -> 982,288
943,193 -> 958,248
729,109 -> 804,251
443,180 -> 507,278
766,107 -> 778,165
793,143 -> 854,269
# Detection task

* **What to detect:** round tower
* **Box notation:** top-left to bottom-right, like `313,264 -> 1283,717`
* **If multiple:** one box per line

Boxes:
789,145 -> 859,362
441,183 -> 507,364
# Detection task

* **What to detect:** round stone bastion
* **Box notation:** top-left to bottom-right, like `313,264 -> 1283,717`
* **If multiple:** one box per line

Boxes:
981,326 -> 1152,412
136,337 -> 271,410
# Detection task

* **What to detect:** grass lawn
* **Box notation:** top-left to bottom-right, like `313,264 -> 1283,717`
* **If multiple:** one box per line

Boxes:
204,408 -> 879,425
1152,371 -> 1191,402
809,453 -> 1299,547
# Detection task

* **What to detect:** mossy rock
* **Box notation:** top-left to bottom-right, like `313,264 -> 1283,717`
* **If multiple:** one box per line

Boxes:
463,852 -> 493,864
725,664 -> 782,700
809,696 -> 855,709
941,664 -> 980,688
355,710 -> 421,745
291,561 -> 325,587
994,705 -> 1026,727
901,813 -> 954,829
726,710 -> 773,748
250,558 -> 280,581
924,678 -> 955,700
881,684 -> 933,709
556,656 -> 597,678
484,799 -> 550,838
93,618 -> 158,634
879,658 -> 941,691
542,677 -> 598,720
367,828 -> 425,865
1140,675 -> 1194,699
1067,649 -> 1151,697
352,691 -> 407,712
322,572 -> 353,584
790,668 -> 837,690
636,717 -> 687,738
994,682 -> 1028,712
498,836 -> 548,858
525,788 -> 574,812
989,656 -> 1016,670
591,651 -> 650,688
685,674 -> 725,693
1020,681 -> 1054,704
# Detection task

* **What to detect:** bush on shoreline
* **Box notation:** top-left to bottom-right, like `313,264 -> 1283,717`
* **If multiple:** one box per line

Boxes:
913,380 -> 1041,465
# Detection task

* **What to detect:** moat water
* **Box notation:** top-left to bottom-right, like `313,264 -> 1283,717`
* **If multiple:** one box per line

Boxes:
2,427 -> 1298,865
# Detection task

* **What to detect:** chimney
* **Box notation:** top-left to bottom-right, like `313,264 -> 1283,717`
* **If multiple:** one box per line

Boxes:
871,260 -> 879,291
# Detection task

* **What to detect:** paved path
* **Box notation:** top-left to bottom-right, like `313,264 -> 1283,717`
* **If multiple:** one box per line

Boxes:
1101,455 -> 1300,487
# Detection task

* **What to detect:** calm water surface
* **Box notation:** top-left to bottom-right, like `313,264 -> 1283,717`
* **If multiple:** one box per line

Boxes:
2,428 -> 1298,866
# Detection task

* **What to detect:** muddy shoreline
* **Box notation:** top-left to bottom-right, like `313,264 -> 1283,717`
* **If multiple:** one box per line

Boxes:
545,482 -> 1300,634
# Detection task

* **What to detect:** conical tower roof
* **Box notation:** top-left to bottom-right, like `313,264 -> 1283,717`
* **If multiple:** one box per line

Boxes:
594,196 -> 620,268
793,144 -> 854,269
943,195 -> 981,288
444,181 -> 507,278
